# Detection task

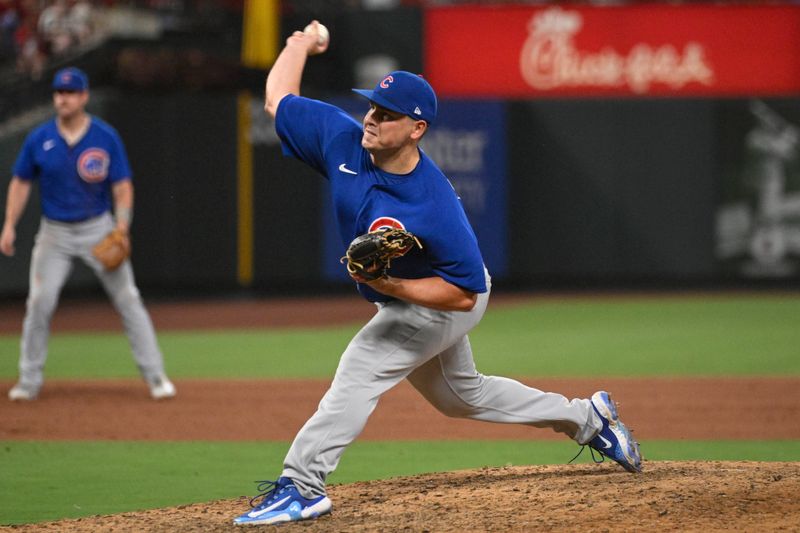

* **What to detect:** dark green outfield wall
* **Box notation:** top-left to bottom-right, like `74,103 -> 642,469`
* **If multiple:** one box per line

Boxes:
2,93 -> 799,296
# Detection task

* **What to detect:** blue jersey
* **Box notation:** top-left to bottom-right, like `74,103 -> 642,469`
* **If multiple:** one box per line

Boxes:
13,116 -> 132,223
276,94 -> 486,302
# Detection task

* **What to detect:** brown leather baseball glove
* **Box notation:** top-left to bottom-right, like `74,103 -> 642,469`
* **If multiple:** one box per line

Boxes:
92,229 -> 130,271
340,227 -> 422,281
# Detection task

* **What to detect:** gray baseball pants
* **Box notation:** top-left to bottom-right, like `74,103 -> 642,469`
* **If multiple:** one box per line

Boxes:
16,213 -> 166,391
282,271 -> 603,498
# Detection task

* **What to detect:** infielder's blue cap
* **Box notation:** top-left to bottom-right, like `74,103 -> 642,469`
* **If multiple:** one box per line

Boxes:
352,70 -> 437,124
53,67 -> 89,92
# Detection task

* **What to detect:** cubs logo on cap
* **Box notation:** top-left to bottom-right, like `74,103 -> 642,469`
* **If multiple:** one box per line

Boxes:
53,67 -> 89,92
379,75 -> 394,89
352,70 -> 438,124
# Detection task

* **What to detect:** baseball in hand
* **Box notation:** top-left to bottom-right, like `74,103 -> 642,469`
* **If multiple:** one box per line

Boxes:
304,23 -> 329,47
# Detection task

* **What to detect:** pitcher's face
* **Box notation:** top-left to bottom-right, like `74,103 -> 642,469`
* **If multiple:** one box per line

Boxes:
361,103 -> 422,152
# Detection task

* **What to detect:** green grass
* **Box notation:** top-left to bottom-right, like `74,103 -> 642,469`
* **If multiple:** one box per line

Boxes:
1,295 -> 798,378
0,329 -> 358,379
2,439 -> 799,525
473,296 -> 800,376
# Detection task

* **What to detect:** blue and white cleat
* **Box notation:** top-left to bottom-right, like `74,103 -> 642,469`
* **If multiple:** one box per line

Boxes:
588,391 -> 643,473
233,477 -> 332,526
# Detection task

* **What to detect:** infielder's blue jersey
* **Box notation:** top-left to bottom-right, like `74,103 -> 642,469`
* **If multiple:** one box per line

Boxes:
276,94 -> 486,302
13,116 -> 132,223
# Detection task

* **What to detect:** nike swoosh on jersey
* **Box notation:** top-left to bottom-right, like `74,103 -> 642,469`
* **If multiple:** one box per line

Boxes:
43,140 -> 56,151
338,163 -> 357,175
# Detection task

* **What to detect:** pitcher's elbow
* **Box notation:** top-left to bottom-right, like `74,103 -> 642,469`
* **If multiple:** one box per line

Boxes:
456,292 -> 478,312
264,99 -> 278,118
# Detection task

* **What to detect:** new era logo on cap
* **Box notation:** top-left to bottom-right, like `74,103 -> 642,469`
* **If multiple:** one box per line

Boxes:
352,70 -> 438,124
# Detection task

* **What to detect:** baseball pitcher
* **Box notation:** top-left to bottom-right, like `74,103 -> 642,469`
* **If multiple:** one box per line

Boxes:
233,21 -> 641,526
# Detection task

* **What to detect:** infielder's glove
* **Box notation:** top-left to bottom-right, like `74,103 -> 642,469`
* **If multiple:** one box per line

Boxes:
341,227 -> 422,281
92,229 -> 130,271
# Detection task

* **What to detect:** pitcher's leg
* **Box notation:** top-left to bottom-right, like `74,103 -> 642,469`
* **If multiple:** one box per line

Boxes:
282,297 -> 487,498
19,225 -> 74,391
282,312 -> 419,497
407,336 -> 601,443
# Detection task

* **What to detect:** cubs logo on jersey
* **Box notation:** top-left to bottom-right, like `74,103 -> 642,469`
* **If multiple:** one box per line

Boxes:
77,148 -> 110,183
369,216 -> 405,233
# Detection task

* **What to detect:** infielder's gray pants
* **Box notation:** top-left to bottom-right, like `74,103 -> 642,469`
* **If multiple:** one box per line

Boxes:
17,214 -> 166,390
283,272 -> 603,498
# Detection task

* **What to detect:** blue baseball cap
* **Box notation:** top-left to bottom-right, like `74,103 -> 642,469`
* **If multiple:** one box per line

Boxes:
53,67 -> 89,92
352,71 -> 437,124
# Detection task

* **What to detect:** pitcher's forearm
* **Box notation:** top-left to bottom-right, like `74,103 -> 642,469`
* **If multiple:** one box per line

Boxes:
265,22 -> 328,117
366,276 -> 478,312
265,39 -> 309,116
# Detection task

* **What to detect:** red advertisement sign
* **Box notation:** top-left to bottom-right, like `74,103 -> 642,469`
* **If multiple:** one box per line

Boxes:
424,5 -> 800,97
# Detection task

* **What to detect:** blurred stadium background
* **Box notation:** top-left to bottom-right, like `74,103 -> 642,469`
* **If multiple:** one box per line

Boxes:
2,1 -> 800,527
2,0 -> 799,302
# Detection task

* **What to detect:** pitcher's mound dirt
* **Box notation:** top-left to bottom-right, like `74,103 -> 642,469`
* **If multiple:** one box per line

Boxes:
5,461 -> 798,532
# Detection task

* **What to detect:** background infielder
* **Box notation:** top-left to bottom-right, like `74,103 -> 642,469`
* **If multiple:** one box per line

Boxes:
0,67 -> 176,401
234,22 -> 642,526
